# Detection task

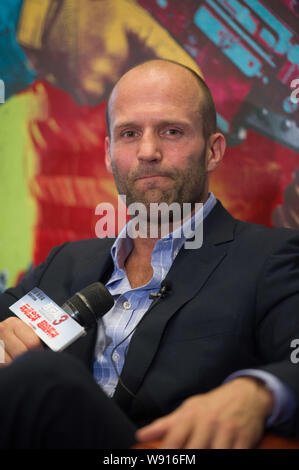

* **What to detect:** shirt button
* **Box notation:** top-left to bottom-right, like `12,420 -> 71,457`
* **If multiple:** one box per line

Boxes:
112,351 -> 120,362
123,301 -> 131,310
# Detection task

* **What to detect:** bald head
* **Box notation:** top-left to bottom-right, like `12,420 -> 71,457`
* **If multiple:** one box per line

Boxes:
105,59 -> 216,141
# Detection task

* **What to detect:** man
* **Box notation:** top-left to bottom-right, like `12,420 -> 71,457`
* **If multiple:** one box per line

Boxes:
0,60 -> 299,449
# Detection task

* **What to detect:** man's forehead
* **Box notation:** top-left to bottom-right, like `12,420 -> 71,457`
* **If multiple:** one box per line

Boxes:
108,62 -> 203,120
114,61 -> 201,95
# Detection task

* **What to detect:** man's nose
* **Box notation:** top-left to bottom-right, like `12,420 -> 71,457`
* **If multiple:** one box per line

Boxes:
136,131 -> 162,162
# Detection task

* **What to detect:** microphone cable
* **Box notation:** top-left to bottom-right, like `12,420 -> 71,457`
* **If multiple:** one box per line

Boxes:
110,280 -> 172,402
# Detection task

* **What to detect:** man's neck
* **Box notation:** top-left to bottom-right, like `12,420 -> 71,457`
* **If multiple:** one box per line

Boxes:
123,192 -> 211,287
124,237 -> 156,288
127,192 -> 210,257
131,236 -> 158,259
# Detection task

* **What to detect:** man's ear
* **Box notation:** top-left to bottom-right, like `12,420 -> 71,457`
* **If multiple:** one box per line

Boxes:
105,136 -> 113,174
206,133 -> 226,173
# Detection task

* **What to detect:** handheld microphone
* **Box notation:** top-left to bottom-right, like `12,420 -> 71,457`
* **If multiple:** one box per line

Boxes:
9,282 -> 114,352
62,282 -> 114,330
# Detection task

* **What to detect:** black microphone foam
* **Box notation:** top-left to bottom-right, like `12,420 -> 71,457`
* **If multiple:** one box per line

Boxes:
62,282 -> 114,330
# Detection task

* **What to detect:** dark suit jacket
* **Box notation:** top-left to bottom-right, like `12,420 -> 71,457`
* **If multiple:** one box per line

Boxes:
1,201 -> 299,435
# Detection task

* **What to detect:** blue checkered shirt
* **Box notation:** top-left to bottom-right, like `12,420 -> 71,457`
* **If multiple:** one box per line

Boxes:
93,194 -> 216,396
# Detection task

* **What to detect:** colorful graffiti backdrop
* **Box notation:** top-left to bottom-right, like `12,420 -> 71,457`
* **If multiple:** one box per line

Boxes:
0,0 -> 298,290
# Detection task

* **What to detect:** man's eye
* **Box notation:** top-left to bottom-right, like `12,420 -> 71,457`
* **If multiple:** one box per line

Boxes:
165,129 -> 181,136
122,130 -> 137,138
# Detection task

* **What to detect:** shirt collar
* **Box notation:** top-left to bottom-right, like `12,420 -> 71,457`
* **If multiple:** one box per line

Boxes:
110,192 -> 217,270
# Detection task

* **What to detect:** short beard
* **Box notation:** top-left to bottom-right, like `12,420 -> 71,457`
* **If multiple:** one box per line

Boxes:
111,145 -> 207,219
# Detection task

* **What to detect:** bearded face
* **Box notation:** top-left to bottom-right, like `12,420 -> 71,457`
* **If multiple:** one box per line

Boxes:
110,142 -> 208,215
105,61 -> 223,221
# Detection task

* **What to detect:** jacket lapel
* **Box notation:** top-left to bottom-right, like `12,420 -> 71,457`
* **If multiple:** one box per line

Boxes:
113,202 -> 237,409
